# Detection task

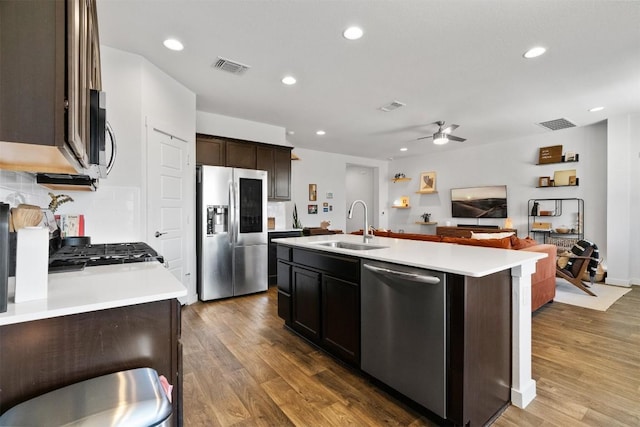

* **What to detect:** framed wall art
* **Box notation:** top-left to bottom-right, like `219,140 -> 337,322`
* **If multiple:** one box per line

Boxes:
309,184 -> 317,201
418,171 -> 437,192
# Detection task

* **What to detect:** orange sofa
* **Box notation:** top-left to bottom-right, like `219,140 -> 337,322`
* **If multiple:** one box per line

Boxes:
354,230 -> 557,312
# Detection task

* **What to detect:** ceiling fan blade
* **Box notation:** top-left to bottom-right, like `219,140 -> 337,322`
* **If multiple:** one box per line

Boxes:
417,135 -> 434,140
442,124 -> 459,134
448,135 -> 466,142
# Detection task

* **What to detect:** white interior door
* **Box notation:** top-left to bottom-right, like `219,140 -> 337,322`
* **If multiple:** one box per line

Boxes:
146,120 -> 189,298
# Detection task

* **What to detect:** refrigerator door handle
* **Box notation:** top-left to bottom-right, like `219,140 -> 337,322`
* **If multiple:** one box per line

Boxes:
229,182 -> 235,244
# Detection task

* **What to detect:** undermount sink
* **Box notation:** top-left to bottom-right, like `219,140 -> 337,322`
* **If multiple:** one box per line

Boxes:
311,241 -> 388,251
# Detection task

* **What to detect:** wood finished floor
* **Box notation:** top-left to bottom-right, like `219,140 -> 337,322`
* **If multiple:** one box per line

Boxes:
182,285 -> 640,426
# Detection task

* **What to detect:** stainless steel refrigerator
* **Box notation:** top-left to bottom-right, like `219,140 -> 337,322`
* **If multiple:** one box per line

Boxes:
196,165 -> 268,301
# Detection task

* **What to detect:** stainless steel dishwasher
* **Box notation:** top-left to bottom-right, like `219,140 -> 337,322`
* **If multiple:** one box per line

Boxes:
361,260 -> 447,418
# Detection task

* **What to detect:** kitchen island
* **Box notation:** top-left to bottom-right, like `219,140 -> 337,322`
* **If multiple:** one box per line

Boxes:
274,233 -> 545,426
0,262 -> 187,424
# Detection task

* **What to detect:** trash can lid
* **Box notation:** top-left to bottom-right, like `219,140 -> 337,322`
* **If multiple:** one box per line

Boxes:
0,368 -> 172,426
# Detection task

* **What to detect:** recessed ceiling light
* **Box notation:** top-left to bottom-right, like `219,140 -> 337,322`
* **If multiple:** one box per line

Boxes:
316,130 -> 326,136
282,76 -> 297,85
400,147 -> 408,152
163,38 -> 184,51
343,26 -> 363,40
589,106 -> 605,112
523,46 -> 546,59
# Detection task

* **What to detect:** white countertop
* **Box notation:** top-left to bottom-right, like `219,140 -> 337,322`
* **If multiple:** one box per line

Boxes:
268,228 -> 303,233
0,261 -> 187,326
272,234 -> 546,277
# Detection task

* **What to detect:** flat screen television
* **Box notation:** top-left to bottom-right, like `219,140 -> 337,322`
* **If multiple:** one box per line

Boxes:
451,185 -> 508,218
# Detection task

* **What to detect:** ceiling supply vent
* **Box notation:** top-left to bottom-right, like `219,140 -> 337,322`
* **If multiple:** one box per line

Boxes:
379,100 -> 406,112
212,57 -> 250,75
537,118 -> 577,131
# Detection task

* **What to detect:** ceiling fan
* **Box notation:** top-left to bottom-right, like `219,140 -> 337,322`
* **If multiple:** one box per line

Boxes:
418,121 -> 466,144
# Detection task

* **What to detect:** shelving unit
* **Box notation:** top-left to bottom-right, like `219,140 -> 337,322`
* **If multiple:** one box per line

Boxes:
392,177 -> 411,183
415,221 -> 437,225
536,153 -> 579,165
537,183 -> 579,188
415,190 -> 438,194
392,205 -> 411,209
528,198 -> 584,251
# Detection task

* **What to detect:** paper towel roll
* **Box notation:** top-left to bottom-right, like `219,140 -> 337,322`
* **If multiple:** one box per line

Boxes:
15,226 -> 49,303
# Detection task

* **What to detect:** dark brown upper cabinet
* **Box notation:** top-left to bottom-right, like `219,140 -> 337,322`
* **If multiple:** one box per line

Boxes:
195,134 -> 226,166
226,140 -> 257,169
196,133 -> 292,201
0,0 -> 101,175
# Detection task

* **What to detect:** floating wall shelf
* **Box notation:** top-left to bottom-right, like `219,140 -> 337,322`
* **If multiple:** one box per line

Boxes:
392,177 -> 412,183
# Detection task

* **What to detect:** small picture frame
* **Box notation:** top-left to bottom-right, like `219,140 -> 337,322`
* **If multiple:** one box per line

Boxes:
539,176 -> 550,187
569,175 -> 577,186
309,184 -> 317,201
419,171 -> 436,192
308,204 -> 318,214
565,151 -> 576,162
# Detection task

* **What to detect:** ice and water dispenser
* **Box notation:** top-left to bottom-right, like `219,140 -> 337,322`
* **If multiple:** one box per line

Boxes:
207,205 -> 228,235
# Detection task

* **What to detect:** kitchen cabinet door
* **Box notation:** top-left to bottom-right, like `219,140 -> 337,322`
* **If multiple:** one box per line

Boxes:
256,146 -> 275,199
257,145 -> 292,201
226,140 -> 257,169
322,275 -> 359,365
196,134 -> 226,166
291,266 -> 321,342
273,147 -> 292,200
0,0 -> 95,174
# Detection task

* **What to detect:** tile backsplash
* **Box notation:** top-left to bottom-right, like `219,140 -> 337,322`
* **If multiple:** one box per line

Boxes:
0,170 -> 50,208
0,170 -> 141,243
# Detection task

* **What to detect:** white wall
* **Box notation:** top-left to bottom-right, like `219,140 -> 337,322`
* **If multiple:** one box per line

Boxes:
290,148 -> 389,232
607,113 -> 640,286
388,122 -> 608,259
196,111 -> 291,147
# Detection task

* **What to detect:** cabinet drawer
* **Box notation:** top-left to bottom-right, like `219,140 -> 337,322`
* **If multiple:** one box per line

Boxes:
292,248 -> 360,283
276,245 -> 292,261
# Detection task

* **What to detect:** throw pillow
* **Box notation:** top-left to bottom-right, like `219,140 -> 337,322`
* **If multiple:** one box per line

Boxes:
510,235 -> 539,250
471,231 -> 515,240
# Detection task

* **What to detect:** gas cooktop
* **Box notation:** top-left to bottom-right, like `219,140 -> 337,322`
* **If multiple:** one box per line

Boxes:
49,242 -> 164,273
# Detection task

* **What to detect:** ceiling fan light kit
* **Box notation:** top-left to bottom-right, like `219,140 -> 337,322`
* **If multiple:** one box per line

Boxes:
418,121 -> 467,144
433,134 -> 449,145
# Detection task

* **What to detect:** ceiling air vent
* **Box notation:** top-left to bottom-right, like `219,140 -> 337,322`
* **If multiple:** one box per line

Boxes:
379,100 -> 406,112
536,118 -> 576,131
212,57 -> 250,75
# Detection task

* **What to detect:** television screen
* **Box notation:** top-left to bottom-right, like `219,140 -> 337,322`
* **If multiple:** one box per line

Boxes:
451,185 -> 508,218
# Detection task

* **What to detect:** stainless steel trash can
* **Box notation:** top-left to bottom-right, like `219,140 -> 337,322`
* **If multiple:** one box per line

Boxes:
0,367 -> 172,426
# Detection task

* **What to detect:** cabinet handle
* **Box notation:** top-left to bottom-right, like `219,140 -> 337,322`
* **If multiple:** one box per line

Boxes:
364,264 -> 440,284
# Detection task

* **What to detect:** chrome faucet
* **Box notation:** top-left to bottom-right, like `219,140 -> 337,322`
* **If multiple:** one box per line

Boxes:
348,200 -> 372,243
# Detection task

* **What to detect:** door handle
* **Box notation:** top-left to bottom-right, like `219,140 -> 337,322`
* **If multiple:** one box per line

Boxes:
364,264 -> 441,284
155,231 -> 167,238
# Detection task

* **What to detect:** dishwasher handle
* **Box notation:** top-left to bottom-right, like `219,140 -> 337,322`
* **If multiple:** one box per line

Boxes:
364,264 -> 441,284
